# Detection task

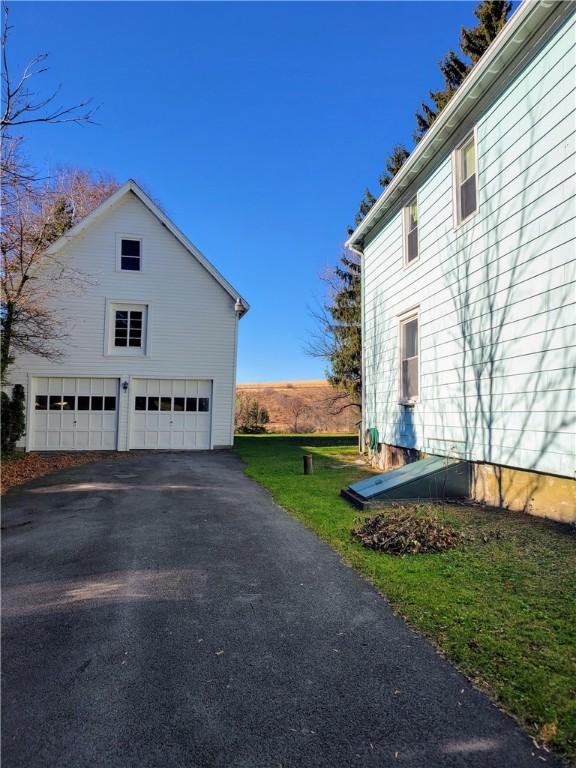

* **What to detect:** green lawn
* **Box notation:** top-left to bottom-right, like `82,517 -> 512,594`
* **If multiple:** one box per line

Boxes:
235,434 -> 576,762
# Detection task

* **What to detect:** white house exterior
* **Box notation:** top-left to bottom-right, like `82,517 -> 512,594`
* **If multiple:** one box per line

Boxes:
347,1 -> 576,520
9,181 -> 248,452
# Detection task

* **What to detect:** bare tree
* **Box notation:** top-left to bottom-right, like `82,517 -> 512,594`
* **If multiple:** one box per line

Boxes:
307,250 -> 362,417
282,396 -> 311,433
0,2 -> 110,382
1,2 -> 95,139
1,165 -> 118,380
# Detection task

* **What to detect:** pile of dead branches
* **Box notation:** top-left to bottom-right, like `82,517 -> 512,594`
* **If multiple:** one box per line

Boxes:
352,511 -> 462,555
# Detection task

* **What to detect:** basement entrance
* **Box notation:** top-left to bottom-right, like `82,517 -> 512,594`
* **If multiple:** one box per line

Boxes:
342,456 -> 471,509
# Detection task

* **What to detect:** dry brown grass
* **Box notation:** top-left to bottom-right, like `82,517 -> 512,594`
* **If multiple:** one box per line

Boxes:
237,380 -> 357,433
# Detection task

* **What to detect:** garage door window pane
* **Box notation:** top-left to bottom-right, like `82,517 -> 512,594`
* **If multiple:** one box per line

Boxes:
135,396 -> 146,411
186,397 -> 197,412
62,396 -> 75,410
199,398 -> 210,412
91,396 -> 103,411
77,396 -> 90,410
50,396 -> 65,410
104,396 -> 116,411
148,397 -> 159,411
173,397 -> 185,412
160,397 -> 172,411
35,395 -> 48,410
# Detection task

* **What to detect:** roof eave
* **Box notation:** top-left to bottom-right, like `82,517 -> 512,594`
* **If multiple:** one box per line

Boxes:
346,0 -> 573,251
45,179 -> 249,315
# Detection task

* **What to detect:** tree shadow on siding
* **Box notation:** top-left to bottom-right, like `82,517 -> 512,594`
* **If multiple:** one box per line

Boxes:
364,283 -> 420,467
443,95 -> 575,511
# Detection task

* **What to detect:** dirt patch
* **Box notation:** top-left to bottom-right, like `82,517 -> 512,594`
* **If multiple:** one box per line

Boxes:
1,452 -> 132,495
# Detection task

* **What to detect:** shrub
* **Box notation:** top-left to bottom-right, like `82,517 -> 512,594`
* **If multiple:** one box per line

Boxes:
1,384 -> 26,453
236,396 -> 270,434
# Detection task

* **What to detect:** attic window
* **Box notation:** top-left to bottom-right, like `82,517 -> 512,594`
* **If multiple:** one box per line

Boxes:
120,238 -> 142,271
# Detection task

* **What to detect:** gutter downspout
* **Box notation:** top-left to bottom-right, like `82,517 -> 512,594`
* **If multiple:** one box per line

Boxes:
348,242 -> 366,455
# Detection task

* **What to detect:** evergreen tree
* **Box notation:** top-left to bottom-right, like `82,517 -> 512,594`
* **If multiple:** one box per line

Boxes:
319,250 -> 362,409
1,384 -> 26,453
414,0 -> 511,141
338,0 -> 513,413
235,396 -> 270,434
40,197 -> 75,248
461,1 -> 511,63
354,188 -> 377,226
378,145 -> 410,189
352,144 -> 409,229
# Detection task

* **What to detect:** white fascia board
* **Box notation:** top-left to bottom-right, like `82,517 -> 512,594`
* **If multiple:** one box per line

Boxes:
346,0 -> 575,251
45,179 -> 250,317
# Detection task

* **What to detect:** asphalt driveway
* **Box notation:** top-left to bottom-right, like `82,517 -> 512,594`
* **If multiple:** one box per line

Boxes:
1,452 -> 559,767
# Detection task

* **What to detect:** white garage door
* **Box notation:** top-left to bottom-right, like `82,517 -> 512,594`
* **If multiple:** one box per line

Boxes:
130,379 -> 212,449
31,377 -> 119,450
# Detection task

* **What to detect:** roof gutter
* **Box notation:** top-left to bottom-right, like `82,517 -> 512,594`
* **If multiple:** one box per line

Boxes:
346,0 -> 574,251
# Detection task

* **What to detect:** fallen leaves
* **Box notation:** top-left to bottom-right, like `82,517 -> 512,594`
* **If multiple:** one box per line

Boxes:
352,511 -> 462,555
1,451 -> 131,494
537,721 -> 557,744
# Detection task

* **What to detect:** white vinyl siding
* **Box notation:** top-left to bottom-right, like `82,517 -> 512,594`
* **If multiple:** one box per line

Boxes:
362,12 -> 576,478
8,191 -> 239,450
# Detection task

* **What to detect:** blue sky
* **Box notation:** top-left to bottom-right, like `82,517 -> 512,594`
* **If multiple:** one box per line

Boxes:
11,1 -> 479,382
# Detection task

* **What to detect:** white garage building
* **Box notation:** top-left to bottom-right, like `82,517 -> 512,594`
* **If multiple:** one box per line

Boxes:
10,180 -> 248,452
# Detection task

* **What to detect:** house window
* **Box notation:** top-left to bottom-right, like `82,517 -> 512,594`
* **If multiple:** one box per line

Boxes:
404,197 -> 419,264
455,132 -> 478,223
115,309 -> 144,348
400,313 -> 419,402
118,237 -> 142,271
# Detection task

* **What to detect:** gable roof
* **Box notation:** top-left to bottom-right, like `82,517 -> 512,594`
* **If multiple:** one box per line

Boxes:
346,0 -> 575,252
46,179 -> 249,317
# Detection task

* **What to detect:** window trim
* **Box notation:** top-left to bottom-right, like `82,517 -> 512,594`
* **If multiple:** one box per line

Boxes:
115,233 -> 143,273
398,307 -> 420,405
104,299 -> 151,357
452,127 -> 479,229
402,194 -> 420,268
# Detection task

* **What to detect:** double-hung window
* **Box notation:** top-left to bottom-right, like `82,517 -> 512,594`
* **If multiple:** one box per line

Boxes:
404,197 -> 419,264
455,132 -> 478,224
400,312 -> 419,402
